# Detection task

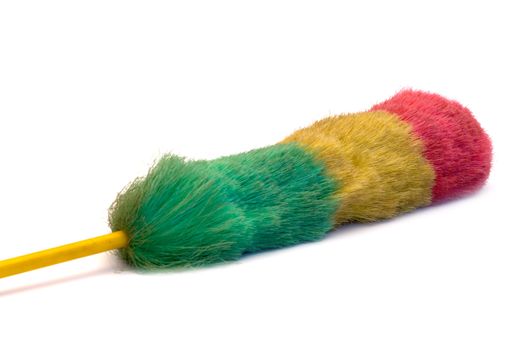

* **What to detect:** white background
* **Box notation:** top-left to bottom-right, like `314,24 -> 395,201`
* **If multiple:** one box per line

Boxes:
0,1 -> 521,349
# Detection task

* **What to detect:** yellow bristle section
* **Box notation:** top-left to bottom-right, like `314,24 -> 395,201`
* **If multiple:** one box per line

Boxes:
282,111 -> 435,224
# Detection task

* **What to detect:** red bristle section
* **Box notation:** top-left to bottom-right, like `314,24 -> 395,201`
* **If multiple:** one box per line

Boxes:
372,90 -> 492,202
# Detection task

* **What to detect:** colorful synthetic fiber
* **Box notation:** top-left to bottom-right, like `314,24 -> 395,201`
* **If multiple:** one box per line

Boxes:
109,90 -> 492,269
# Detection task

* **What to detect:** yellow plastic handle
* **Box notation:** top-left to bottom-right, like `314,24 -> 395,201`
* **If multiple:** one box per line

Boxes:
0,231 -> 128,278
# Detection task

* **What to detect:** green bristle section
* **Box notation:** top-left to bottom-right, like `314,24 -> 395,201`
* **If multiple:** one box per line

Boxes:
109,143 -> 339,269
